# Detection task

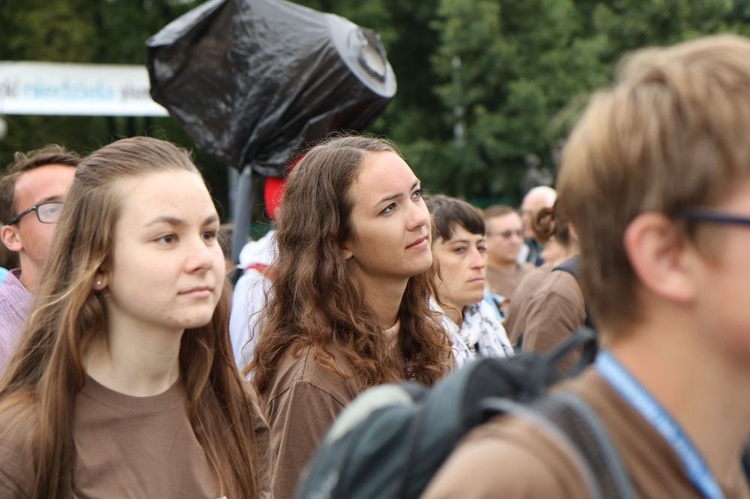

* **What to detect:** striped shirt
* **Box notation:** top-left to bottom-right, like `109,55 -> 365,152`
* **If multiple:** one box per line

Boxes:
0,269 -> 32,374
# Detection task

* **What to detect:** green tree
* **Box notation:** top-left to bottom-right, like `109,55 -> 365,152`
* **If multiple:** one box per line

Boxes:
5,0 -> 750,206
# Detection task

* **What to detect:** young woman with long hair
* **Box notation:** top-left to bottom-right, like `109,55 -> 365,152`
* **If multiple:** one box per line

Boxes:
0,136 -> 269,498
248,135 -> 453,498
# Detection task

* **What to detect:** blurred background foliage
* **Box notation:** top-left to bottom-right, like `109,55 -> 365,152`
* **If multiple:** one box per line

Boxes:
3,0 -> 750,215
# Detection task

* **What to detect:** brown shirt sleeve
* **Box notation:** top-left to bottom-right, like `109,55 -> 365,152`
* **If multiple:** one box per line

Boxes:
423,414 -> 589,498
242,383 -> 272,499
0,403 -> 36,498
266,379 -> 349,499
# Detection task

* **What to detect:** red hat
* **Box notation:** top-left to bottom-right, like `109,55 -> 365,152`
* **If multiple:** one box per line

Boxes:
264,176 -> 286,221
264,154 -> 304,221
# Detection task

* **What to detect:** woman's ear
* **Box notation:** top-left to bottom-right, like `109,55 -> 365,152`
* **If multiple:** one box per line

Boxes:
93,270 -> 108,291
340,237 -> 354,260
624,212 -> 697,305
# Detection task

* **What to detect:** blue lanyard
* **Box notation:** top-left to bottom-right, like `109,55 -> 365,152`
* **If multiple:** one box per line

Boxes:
596,351 -> 724,499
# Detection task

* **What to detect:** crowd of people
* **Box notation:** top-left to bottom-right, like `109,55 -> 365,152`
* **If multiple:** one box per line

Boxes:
2,33 -> 750,498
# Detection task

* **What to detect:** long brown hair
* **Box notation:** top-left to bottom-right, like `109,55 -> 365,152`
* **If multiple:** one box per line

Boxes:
250,135 -> 452,392
0,137 -> 262,498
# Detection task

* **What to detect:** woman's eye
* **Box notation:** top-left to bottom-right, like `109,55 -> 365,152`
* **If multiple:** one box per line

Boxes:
202,230 -> 218,242
453,247 -> 467,254
156,234 -> 176,244
411,188 -> 423,199
478,245 -> 487,253
381,203 -> 397,215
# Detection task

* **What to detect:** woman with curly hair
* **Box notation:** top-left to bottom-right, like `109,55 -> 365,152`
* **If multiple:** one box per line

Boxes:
248,135 -> 453,498
0,136 -> 269,498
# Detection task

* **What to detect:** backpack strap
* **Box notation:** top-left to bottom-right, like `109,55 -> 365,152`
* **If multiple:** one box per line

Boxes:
535,393 -> 635,499
742,441 -> 750,482
481,392 -> 634,499
552,255 -> 596,331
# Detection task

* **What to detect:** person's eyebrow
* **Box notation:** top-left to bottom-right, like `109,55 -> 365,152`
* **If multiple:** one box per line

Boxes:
144,214 -> 219,228
33,195 -> 65,205
375,180 -> 421,206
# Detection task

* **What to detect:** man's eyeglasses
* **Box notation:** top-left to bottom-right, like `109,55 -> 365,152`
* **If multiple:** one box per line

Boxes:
487,229 -> 524,239
8,202 -> 64,225
676,209 -> 750,228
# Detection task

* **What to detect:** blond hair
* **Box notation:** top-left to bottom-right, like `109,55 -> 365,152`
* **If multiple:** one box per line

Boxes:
559,34 -> 750,331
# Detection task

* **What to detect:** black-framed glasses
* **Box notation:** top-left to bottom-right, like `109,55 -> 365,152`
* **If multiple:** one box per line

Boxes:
8,202 -> 64,225
676,209 -> 750,227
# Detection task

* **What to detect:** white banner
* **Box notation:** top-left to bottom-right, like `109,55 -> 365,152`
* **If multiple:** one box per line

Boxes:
0,61 -> 169,116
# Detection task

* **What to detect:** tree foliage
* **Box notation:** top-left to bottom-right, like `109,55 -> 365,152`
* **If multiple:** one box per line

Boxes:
3,0 -> 750,206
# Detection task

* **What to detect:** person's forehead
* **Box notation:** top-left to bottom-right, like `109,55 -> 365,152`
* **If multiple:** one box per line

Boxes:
443,224 -> 484,243
350,152 -> 417,206
487,212 -> 522,228
13,164 -> 76,206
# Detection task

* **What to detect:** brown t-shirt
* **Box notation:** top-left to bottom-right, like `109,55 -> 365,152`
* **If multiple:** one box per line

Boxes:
261,346 -> 361,499
424,369 -> 750,498
0,377 -> 270,498
503,264 -> 553,345
521,270 -> 585,372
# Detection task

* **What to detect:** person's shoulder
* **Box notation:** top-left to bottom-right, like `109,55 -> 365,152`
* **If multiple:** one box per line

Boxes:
0,270 -> 17,297
265,345 -> 358,405
424,409 -> 589,498
0,396 -> 37,438
535,266 -> 582,301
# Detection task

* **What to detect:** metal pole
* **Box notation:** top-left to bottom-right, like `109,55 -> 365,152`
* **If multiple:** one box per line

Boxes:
231,165 -> 254,264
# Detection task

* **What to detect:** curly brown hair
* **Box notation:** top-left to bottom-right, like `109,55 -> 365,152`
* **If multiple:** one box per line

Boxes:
249,135 -> 452,392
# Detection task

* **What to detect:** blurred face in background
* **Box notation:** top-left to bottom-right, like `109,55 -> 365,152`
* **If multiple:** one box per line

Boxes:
485,212 -> 524,266
434,224 -> 487,311
1,164 -> 76,291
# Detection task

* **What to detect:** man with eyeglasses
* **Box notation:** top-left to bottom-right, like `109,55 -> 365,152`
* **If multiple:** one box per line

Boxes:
0,145 -> 79,372
482,205 -> 533,317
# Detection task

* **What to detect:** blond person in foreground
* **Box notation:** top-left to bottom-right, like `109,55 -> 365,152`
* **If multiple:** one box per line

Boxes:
425,34 -> 750,498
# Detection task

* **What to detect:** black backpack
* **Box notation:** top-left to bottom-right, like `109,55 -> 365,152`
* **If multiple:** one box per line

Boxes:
295,330 -> 635,499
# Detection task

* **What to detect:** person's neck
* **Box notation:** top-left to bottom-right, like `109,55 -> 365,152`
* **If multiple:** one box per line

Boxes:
608,308 -> 750,481
552,247 -> 579,267
85,323 -> 183,397
356,273 -> 408,328
442,301 -> 462,324
17,261 -> 38,293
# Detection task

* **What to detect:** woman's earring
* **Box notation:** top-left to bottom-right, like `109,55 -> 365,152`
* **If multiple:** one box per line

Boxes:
95,279 -> 102,287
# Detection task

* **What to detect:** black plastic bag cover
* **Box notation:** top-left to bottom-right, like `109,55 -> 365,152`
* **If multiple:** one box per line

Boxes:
146,0 -> 397,177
